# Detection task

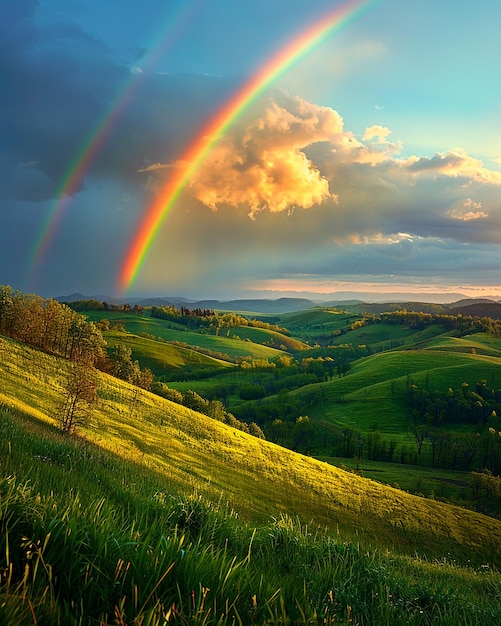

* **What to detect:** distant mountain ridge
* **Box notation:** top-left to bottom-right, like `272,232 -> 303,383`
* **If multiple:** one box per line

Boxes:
55,293 -> 501,316
56,294 -> 319,313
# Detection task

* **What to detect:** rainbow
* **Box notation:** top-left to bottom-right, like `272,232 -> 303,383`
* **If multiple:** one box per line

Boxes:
119,0 -> 381,291
29,1 -> 200,272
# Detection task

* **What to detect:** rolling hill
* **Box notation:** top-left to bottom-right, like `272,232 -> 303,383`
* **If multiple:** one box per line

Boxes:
2,334 -> 501,564
3,297 -> 501,624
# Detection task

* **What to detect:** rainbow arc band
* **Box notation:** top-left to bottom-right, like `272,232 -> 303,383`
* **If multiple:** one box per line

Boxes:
119,0 -> 380,292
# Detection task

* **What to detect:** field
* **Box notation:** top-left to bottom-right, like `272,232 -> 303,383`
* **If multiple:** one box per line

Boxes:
86,311 -> 292,360
83,308 -> 501,482
3,301 -> 501,623
3,335 -> 496,555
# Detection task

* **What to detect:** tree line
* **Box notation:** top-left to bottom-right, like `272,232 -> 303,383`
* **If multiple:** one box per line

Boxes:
408,379 -> 501,428
150,305 -> 288,335
408,379 -> 501,473
0,286 -> 106,366
375,309 -> 501,335
67,299 -> 145,315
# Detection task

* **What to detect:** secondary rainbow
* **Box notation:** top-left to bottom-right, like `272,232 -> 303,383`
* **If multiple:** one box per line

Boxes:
119,0 -> 380,291
29,1 -> 200,272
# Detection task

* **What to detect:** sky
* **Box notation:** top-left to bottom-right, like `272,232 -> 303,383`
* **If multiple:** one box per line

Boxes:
2,0 -> 501,302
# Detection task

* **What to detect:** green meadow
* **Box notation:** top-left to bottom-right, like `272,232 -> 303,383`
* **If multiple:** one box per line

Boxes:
3,300 -> 501,623
86,311 -> 290,360
305,347 -> 501,428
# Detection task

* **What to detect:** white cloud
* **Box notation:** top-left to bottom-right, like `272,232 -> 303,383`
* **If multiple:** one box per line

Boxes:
363,125 -> 391,143
405,149 -> 501,184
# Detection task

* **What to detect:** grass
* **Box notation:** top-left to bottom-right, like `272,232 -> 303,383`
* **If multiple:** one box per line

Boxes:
298,349 -> 501,434
87,311 -> 290,360
2,335 -> 501,561
279,309 -> 359,333
225,325 -> 309,351
425,333 -> 501,357
2,333 -> 501,623
104,329 -> 234,375
321,457 -> 471,502
2,408 -> 501,625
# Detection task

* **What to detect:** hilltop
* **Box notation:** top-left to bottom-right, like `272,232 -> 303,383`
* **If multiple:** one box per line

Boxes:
56,291 -> 501,317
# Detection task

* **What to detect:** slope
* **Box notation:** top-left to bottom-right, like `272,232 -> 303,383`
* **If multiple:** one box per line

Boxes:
302,347 -> 501,435
1,334 -> 501,568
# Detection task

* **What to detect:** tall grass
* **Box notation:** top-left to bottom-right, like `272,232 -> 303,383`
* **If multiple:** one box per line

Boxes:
2,479 -> 500,624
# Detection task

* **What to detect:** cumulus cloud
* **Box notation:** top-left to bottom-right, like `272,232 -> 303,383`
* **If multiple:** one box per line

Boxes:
363,125 -> 391,143
447,198 -> 488,221
188,95 -> 346,217
405,149 -> 501,184
141,89 -> 501,253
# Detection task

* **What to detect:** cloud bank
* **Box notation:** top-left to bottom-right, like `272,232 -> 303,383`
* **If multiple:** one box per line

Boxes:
143,89 -> 501,247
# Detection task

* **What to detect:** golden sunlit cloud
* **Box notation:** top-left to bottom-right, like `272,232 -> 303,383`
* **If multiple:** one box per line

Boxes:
346,232 -> 415,245
189,97 -> 344,217
363,125 -> 391,142
139,93 -> 501,252
406,149 -> 501,184
141,95 -> 349,218
447,198 -> 488,221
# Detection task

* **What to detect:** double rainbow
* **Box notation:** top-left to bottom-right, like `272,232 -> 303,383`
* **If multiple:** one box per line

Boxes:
119,0 -> 380,292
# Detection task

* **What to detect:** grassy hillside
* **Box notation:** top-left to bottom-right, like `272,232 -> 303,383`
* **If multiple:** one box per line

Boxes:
2,334 -> 501,623
92,309 -> 501,477
1,334 -> 501,560
279,309 -> 359,338
225,325 -> 309,351
104,329 -> 234,376
290,347 -> 501,453
92,312 -> 289,361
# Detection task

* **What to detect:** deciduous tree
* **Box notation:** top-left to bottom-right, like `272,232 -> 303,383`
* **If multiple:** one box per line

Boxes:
59,362 -> 98,435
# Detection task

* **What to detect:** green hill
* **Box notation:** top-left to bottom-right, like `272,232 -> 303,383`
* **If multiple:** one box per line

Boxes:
226,325 -> 309,351
296,347 -> 501,436
103,329 -> 234,376
3,307 -> 501,623
88,311 -> 289,361
3,335 -> 501,551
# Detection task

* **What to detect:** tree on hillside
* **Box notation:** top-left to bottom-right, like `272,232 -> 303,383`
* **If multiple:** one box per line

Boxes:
109,344 -> 136,381
59,361 -> 98,435
129,362 -> 154,418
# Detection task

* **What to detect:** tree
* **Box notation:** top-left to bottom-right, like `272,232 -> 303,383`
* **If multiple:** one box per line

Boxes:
248,422 -> 266,439
182,390 -> 209,413
412,424 -> 427,455
109,344 -> 135,381
207,399 -> 226,422
129,362 -> 154,418
59,362 -> 98,435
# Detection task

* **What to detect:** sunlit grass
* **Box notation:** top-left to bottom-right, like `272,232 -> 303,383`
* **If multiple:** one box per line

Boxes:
2,335 -> 501,563
90,311 -> 289,360
2,334 -> 501,623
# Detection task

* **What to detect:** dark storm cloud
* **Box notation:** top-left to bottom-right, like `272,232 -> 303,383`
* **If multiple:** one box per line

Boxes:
1,0 -> 124,198
0,0 -> 236,203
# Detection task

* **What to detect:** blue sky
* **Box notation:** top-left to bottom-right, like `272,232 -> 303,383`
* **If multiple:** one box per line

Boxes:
2,0 -> 501,301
